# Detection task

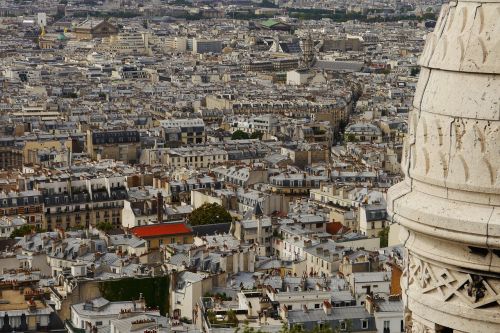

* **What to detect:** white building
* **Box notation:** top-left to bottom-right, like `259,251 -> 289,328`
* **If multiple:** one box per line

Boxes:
0,216 -> 27,238
286,69 -> 314,85
68,296 -> 157,332
348,271 -> 391,305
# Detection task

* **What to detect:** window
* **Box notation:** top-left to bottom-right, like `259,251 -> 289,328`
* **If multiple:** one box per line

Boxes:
384,320 -> 390,329
340,321 -> 346,331
287,305 -> 292,310
96,321 -> 103,326
361,319 -> 368,329
314,303 -> 320,309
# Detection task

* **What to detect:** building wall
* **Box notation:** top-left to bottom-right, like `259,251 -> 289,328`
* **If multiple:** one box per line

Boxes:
336,237 -> 380,251
57,280 -> 102,320
190,190 -> 224,209
145,234 -> 193,249
374,311 -> 403,333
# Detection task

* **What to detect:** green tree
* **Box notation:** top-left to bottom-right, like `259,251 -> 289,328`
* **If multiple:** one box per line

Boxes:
345,133 -> 357,142
96,222 -> 113,232
378,226 -> 390,247
250,131 -> 264,140
226,309 -> 239,325
231,130 -> 250,140
188,203 -> 232,226
10,225 -> 35,238
235,324 -> 264,333
260,0 -> 278,8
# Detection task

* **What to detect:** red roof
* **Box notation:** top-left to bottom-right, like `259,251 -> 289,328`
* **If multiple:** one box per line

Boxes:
326,221 -> 348,235
131,223 -> 192,238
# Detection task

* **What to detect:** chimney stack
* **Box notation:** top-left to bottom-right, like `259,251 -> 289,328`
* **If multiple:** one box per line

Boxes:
157,191 -> 163,223
323,300 -> 332,315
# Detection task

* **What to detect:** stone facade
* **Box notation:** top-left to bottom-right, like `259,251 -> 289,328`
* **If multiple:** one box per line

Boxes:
387,0 -> 500,332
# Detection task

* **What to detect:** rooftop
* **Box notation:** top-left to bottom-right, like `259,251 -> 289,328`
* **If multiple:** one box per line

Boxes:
131,222 -> 192,238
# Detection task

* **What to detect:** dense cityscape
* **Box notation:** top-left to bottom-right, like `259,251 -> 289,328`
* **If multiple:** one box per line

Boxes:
0,0 -> 498,333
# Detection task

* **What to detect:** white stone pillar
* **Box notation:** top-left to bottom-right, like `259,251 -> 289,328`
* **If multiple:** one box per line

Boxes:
387,0 -> 500,332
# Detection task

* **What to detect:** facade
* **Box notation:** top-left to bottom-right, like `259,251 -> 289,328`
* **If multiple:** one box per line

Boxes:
67,296 -> 153,332
233,216 -> 273,256
86,129 -> 141,164
0,138 -> 23,170
0,216 -> 26,238
143,147 -> 227,168
358,204 -> 387,237
0,190 -> 44,229
159,118 -> 206,146
284,303 -> 377,332
345,123 -> 383,143
192,38 -> 222,54
0,289 -> 54,331
39,177 -> 127,230
73,19 -> 118,40
281,144 -> 330,168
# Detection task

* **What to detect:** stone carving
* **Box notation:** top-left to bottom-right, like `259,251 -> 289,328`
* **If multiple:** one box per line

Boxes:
407,255 -> 500,309
388,0 -> 500,330
411,321 -> 435,333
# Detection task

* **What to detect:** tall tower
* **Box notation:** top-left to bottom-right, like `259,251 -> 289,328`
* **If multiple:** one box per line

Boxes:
387,0 -> 500,332
300,33 -> 315,69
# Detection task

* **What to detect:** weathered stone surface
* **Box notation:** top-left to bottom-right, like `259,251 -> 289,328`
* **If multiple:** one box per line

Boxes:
388,0 -> 500,331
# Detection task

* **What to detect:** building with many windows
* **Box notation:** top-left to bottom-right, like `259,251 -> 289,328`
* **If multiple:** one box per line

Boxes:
39,176 -> 128,230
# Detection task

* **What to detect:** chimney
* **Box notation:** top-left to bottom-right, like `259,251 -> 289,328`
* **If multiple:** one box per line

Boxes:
281,305 -> 289,319
322,300 -> 332,315
157,191 -> 163,223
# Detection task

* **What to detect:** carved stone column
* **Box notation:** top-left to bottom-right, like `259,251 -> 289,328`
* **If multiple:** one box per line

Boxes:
387,0 -> 500,332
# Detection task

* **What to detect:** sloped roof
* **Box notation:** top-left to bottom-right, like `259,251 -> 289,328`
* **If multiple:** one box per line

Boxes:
261,19 -> 288,28
131,222 -> 192,238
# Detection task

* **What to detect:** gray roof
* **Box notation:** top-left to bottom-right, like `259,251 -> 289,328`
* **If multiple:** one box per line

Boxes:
287,306 -> 371,324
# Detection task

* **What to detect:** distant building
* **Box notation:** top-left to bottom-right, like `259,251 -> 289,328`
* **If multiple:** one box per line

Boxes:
73,19 -> 118,40
0,190 -> 44,229
159,118 -> 206,146
358,204 -> 388,237
283,303 -> 376,332
0,216 -> 26,238
0,288 -> 55,331
67,296 -> 157,332
344,123 -> 383,143
192,38 -> 222,54
86,129 -> 141,164
0,138 -> 23,170
259,19 -> 292,31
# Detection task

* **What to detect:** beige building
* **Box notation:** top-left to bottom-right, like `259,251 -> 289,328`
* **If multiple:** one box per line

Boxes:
141,147 -> 227,168
73,19 -> 118,40
23,139 -> 72,165
86,129 -> 141,164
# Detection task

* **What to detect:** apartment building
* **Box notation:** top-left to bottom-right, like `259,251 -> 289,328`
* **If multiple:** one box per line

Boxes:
192,38 -> 222,54
38,176 -> 128,230
0,190 -> 43,229
86,129 -> 141,164
160,118 -> 206,146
